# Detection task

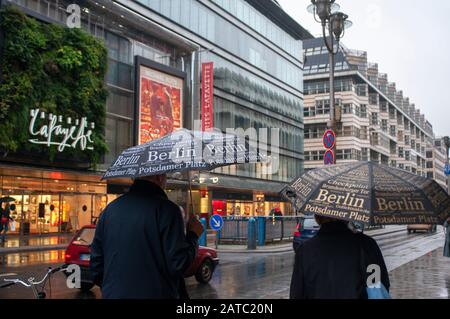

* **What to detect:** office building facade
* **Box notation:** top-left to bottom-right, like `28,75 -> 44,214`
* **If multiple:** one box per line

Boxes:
303,38 -> 447,189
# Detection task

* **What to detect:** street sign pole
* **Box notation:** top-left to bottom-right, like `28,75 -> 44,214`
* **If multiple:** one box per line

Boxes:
323,130 -> 336,166
215,231 -> 218,250
328,28 -> 336,164
210,214 -> 223,249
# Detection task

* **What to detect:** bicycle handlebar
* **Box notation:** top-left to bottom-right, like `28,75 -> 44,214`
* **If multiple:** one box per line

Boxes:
1,265 -> 68,289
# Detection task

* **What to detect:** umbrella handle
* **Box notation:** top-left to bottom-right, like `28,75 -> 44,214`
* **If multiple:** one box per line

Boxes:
189,180 -> 193,218
188,172 -> 195,219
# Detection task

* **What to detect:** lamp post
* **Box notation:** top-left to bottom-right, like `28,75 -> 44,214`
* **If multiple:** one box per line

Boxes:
307,0 -> 352,164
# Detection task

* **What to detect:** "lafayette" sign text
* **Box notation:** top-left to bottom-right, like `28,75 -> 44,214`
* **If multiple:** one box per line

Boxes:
28,108 -> 95,152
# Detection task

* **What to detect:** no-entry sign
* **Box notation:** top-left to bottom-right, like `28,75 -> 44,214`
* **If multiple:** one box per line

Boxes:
323,129 -> 336,149
324,149 -> 335,165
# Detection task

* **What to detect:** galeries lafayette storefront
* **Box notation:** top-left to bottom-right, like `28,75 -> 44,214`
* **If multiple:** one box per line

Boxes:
0,108 -> 112,234
0,6 -> 111,234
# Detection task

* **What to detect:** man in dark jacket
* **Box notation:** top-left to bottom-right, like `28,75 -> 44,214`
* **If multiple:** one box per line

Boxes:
290,215 -> 390,299
90,174 -> 203,299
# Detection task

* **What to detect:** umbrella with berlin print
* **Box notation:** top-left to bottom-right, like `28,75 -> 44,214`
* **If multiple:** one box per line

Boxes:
102,128 -> 267,215
280,161 -> 450,226
102,128 -> 266,180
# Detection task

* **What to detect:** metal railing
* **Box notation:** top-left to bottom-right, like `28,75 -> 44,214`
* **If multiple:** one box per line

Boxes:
218,217 -> 253,242
217,216 -> 300,244
265,217 -> 298,242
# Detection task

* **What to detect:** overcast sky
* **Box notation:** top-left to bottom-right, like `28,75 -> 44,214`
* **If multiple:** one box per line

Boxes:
277,0 -> 450,137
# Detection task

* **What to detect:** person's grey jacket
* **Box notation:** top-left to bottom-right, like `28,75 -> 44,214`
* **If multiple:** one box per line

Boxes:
90,179 -> 198,299
290,221 -> 390,299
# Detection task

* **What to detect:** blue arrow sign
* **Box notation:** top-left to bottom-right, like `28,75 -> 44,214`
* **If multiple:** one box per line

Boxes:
209,214 -> 224,231
444,163 -> 450,176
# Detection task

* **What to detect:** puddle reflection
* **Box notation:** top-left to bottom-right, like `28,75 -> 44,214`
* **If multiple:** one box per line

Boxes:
0,250 -> 65,267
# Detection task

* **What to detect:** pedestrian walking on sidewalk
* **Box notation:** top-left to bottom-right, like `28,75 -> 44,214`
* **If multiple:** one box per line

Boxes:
90,175 -> 204,299
444,217 -> 450,258
0,203 -> 14,243
290,215 -> 390,299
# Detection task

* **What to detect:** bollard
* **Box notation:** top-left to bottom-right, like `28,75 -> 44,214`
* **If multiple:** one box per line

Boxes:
247,217 -> 257,250
199,218 -> 207,247
257,217 -> 266,246
215,230 -> 220,249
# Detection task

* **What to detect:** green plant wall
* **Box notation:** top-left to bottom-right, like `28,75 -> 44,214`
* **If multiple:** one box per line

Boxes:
0,6 -> 108,166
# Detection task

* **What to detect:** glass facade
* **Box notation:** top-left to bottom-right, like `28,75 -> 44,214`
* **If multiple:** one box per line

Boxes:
137,0 -> 303,89
212,97 -> 303,182
210,54 -> 303,122
211,0 -> 302,59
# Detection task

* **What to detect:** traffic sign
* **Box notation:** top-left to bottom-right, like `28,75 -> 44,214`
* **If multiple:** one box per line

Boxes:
444,163 -> 450,176
324,149 -> 335,165
323,129 -> 336,149
209,214 -> 224,231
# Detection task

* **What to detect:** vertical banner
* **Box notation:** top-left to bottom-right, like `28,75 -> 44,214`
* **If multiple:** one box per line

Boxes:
201,62 -> 214,131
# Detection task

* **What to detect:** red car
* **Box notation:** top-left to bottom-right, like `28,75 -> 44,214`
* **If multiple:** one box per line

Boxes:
64,225 -> 219,291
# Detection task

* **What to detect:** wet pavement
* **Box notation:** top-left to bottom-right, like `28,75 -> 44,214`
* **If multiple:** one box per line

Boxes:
389,249 -> 450,299
0,228 -> 448,299
0,250 -> 66,267
0,234 -> 73,249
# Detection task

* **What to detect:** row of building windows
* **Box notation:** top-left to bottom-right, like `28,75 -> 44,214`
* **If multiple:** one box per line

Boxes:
304,124 -> 371,141
304,79 -> 366,96
304,124 -> 328,139
343,104 -> 368,118
337,126 -> 369,140
303,45 -> 338,57
304,149 -> 363,161
305,148 -> 433,164
304,99 -> 341,117
304,61 -> 350,75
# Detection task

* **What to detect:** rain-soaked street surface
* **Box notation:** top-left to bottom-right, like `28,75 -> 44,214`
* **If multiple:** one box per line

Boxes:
0,227 -> 448,299
0,235 -> 72,249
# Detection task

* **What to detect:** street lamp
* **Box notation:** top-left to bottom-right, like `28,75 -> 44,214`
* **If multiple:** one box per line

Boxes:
308,0 -> 352,164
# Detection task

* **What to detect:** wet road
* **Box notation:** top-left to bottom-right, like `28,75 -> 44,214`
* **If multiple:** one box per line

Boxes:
0,228 -> 447,299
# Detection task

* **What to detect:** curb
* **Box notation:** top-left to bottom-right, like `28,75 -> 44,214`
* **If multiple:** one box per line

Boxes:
0,244 -> 68,254
0,228 -> 407,255
217,228 -> 406,254
218,248 -> 293,254
368,228 -> 406,238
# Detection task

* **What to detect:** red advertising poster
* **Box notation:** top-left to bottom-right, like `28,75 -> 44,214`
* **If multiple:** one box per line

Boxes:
138,65 -> 183,144
201,62 -> 214,131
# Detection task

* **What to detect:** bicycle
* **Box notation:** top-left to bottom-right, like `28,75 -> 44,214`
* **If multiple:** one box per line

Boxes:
0,265 -> 68,299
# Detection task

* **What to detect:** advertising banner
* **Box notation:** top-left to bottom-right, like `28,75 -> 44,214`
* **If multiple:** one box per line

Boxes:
138,63 -> 184,144
201,62 -> 214,131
